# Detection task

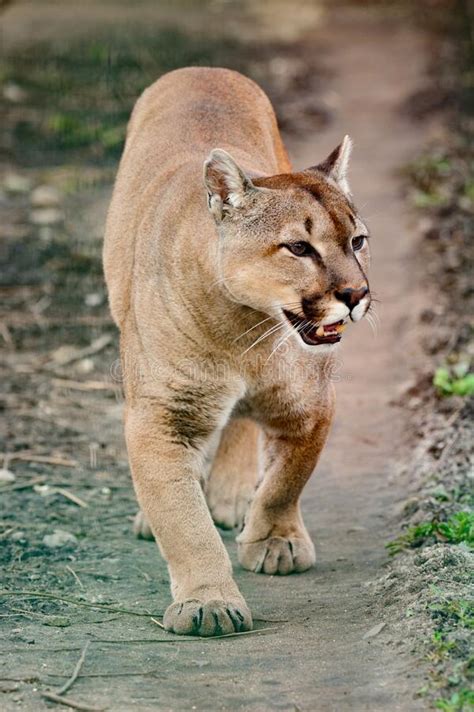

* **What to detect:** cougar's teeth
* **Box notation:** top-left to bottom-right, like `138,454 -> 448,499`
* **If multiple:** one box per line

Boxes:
335,322 -> 347,334
316,326 -> 325,337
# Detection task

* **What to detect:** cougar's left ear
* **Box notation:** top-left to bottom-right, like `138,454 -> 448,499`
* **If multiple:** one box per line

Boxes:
204,149 -> 255,221
309,135 -> 353,195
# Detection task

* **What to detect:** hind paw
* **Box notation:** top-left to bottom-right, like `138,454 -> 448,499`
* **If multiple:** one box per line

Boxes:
133,510 -> 154,540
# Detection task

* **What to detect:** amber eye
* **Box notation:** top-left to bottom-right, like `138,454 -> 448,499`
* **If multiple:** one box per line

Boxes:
284,241 -> 315,257
352,235 -> 365,251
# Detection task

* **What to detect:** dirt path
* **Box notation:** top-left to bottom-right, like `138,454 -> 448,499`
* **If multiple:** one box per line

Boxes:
1,5 -> 436,711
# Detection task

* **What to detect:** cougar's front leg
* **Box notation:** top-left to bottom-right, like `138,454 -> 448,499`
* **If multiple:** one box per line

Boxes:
237,395 -> 334,575
125,402 -> 252,636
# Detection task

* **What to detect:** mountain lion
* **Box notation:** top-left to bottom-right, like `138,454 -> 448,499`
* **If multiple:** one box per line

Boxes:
103,67 -> 371,636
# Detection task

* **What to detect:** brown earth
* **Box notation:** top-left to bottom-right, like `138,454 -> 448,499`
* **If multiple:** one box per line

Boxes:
1,3 -> 441,710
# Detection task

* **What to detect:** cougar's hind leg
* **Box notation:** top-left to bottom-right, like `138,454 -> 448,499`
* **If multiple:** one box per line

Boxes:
205,418 -> 261,530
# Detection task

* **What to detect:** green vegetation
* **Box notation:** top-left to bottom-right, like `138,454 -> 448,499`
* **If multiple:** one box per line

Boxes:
435,690 -> 474,712
387,511 -> 474,555
434,366 -> 474,397
430,597 -> 474,631
404,146 -> 473,213
1,29 -> 247,165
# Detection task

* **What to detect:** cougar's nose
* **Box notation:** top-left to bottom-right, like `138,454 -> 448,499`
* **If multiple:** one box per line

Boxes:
335,286 -> 368,310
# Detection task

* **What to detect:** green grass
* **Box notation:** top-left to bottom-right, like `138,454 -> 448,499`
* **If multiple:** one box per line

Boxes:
435,689 -> 474,712
430,597 -> 474,630
434,366 -> 474,397
1,28 -> 248,166
387,511 -> 474,555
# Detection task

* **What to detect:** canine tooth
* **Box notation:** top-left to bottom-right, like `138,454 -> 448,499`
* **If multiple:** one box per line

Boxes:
316,326 -> 325,337
335,323 -> 347,333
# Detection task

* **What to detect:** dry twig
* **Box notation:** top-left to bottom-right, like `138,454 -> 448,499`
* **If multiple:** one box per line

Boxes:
0,590 -> 159,617
51,378 -> 118,392
2,452 -> 78,467
41,692 -> 105,712
56,642 -> 90,696
53,487 -> 88,508
40,642 -> 106,711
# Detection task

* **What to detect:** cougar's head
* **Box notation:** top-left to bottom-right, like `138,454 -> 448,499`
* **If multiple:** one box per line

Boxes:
204,136 -> 371,350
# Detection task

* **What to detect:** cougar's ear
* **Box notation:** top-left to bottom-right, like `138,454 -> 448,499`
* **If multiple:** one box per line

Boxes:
204,149 -> 255,220
310,135 -> 353,195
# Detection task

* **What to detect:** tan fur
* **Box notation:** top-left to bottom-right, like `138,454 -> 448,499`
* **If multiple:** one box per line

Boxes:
103,67 -> 371,636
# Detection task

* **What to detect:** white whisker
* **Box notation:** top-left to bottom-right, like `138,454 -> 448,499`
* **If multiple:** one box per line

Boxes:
365,312 -> 377,338
240,322 -> 286,357
265,325 -> 295,364
233,315 -> 275,342
207,275 -> 241,293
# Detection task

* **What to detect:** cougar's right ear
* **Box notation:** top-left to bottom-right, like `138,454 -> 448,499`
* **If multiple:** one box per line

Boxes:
204,149 -> 255,221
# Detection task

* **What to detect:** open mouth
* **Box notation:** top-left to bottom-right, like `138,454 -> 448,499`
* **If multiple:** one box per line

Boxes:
283,309 -> 347,346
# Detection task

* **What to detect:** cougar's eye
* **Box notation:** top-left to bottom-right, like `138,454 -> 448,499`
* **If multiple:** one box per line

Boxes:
283,241 -> 315,257
352,235 -> 365,251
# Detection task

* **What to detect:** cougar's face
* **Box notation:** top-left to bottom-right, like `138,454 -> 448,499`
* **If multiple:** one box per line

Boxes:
204,140 -> 371,349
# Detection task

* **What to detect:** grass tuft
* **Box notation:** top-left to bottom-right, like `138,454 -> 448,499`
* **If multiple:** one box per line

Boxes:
386,511 -> 474,555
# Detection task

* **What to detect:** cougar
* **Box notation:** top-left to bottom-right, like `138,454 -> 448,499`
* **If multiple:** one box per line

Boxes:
103,67 -> 371,636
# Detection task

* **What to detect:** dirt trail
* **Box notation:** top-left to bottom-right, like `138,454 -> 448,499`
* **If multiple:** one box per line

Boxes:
1,6 -> 436,712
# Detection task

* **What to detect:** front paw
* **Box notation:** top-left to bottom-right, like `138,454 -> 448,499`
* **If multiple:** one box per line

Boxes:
237,535 -> 315,575
163,598 -> 252,636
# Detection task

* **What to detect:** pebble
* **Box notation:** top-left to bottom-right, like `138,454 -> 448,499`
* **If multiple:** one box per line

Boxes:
85,292 -> 104,307
3,173 -> 32,194
50,344 -> 78,365
0,468 -> 16,484
363,621 -> 387,639
3,82 -> 27,103
76,357 -> 95,374
11,531 -> 26,542
42,529 -> 78,548
30,185 -> 61,207
30,208 -> 63,226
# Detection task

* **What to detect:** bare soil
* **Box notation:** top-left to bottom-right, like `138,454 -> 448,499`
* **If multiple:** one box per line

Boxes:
1,3 -> 442,710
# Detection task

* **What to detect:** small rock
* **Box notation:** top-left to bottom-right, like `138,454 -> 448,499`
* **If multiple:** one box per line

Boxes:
30,185 -> 61,208
11,531 -> 26,542
76,357 -> 95,374
363,621 -> 386,639
30,208 -> 63,226
50,344 -> 79,365
0,468 -> 16,484
34,484 -> 53,497
85,292 -> 104,307
4,173 -> 32,194
3,82 -> 28,103
43,529 -> 78,548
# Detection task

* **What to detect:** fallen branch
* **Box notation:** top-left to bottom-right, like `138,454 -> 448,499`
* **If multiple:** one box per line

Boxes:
41,691 -> 106,712
51,378 -> 117,392
0,590 -> 159,617
65,566 -> 84,588
0,476 -> 47,492
53,487 -> 88,508
2,452 -> 78,467
46,334 -> 113,369
47,670 -> 160,679
150,617 -> 165,629
92,626 -> 276,643
40,642 -> 106,711
57,642 -> 90,696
